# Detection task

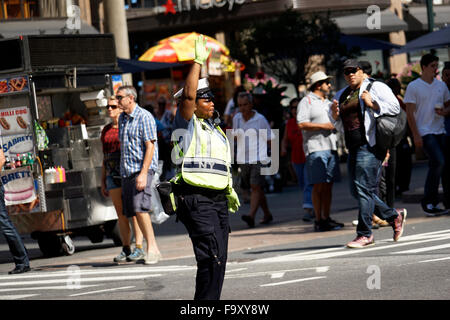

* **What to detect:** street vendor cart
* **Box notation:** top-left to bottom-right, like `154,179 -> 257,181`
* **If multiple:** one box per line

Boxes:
0,34 -> 123,256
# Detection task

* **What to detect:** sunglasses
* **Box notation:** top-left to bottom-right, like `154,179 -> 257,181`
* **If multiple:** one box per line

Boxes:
107,105 -> 118,110
344,68 -> 359,76
115,95 -> 128,101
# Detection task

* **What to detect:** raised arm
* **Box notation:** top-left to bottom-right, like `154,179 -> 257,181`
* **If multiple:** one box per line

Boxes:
180,35 -> 211,121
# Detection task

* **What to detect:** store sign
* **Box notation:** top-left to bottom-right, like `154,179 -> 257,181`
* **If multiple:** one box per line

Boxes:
0,106 -> 32,136
164,0 -> 245,14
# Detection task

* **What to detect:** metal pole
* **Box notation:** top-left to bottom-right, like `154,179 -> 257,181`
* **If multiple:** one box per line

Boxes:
426,0 -> 434,32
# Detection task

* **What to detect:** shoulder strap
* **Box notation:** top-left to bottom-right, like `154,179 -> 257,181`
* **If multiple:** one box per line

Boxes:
338,86 -> 352,105
365,78 -> 376,93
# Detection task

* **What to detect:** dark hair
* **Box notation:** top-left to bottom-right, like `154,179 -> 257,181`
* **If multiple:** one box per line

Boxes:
359,61 -> 372,76
443,61 -> 450,71
237,91 -> 253,104
385,78 -> 401,96
289,98 -> 300,108
420,53 -> 439,68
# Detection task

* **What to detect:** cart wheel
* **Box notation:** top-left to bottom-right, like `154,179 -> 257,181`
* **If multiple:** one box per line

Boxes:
37,233 -> 64,257
87,226 -> 104,244
62,235 -> 75,255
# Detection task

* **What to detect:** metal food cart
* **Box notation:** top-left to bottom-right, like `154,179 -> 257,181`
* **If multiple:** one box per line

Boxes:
0,34 -> 123,256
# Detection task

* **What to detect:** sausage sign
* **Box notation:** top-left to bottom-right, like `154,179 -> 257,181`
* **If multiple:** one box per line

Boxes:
0,106 -> 32,135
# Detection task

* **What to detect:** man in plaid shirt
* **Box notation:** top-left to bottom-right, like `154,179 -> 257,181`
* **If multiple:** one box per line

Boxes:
117,85 -> 161,265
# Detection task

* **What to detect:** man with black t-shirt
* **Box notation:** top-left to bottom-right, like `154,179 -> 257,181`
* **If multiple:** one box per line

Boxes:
329,59 -> 407,248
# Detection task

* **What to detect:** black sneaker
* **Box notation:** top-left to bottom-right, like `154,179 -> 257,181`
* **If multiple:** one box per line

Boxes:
242,215 -> 255,228
326,217 -> 344,230
314,220 -> 334,232
423,204 -> 449,217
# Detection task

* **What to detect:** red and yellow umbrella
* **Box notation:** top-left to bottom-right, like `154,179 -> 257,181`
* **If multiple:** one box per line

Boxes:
139,32 -> 230,63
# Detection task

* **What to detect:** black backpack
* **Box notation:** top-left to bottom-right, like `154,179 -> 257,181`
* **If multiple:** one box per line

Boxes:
365,79 -> 407,150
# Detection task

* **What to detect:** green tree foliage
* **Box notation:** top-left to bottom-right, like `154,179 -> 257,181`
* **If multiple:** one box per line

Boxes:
230,9 -> 359,97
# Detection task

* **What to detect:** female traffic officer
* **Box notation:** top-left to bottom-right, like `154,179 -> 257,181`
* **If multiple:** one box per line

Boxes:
171,35 -> 239,300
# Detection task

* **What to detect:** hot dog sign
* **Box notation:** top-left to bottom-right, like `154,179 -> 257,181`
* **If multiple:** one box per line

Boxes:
0,106 -> 32,135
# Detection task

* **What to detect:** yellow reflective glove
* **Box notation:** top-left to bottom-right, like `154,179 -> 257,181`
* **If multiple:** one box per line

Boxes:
226,187 -> 240,213
194,34 -> 212,65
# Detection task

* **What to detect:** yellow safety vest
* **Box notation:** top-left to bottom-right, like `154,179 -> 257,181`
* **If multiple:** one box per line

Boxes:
174,114 -> 232,190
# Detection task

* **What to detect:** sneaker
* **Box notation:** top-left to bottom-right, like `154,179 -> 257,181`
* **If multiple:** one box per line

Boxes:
424,204 -> 449,217
391,208 -> 407,242
326,217 -> 344,230
346,235 -> 375,248
126,247 -> 145,262
113,250 -> 129,263
145,252 -> 162,265
314,219 -> 340,232
242,215 -> 255,228
373,215 -> 390,227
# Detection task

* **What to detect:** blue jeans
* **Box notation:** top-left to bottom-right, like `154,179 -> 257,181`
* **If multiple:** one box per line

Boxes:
292,163 -> 313,209
421,134 -> 446,207
0,187 -> 29,268
348,145 -> 397,237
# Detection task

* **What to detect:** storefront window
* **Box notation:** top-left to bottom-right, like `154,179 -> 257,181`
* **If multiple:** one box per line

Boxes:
1,0 -> 38,19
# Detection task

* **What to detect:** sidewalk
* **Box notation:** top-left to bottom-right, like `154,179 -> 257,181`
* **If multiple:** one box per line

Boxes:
153,159 -> 442,262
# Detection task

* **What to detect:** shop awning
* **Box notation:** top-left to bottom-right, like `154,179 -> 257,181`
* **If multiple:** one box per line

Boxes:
0,18 -> 99,39
333,9 -> 408,35
117,58 -> 182,73
392,25 -> 450,55
340,34 -> 402,51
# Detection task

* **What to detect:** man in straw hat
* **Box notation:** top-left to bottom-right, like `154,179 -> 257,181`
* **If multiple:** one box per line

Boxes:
297,71 -> 343,232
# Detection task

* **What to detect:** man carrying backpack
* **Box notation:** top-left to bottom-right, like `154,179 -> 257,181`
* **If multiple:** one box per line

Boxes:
329,59 -> 407,248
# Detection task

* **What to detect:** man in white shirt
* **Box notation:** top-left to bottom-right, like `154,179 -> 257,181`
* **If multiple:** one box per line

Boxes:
404,53 -> 450,216
297,71 -> 343,232
233,92 -> 273,228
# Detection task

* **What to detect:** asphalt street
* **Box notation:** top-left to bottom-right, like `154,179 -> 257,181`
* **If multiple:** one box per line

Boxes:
0,160 -> 449,303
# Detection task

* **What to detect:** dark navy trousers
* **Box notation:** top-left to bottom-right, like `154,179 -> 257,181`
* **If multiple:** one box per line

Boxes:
177,191 -> 229,300
0,187 -> 29,268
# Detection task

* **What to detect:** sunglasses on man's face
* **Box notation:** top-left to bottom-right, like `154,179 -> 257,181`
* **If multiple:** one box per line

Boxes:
116,95 -> 128,101
344,68 -> 359,76
107,105 -> 118,110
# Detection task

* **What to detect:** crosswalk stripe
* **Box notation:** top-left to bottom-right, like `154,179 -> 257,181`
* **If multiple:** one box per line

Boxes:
0,285 -> 99,293
0,274 -> 161,287
225,267 -> 329,279
0,265 -> 195,281
394,243 -> 450,254
250,232 -> 450,263
0,294 -> 38,300
419,256 -> 450,263
69,286 -> 135,297
260,276 -> 326,287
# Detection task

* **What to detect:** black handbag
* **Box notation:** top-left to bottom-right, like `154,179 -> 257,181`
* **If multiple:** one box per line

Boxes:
155,181 -> 178,216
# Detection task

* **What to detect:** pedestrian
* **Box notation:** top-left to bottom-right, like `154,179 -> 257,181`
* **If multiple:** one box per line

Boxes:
224,85 -> 245,129
404,53 -> 450,216
0,148 -> 31,274
281,98 -> 314,221
233,91 -> 274,228
171,35 -> 240,300
441,61 -> 450,210
117,85 -> 161,265
330,59 -> 407,248
101,96 -> 145,263
385,77 -> 413,198
297,71 -> 343,232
